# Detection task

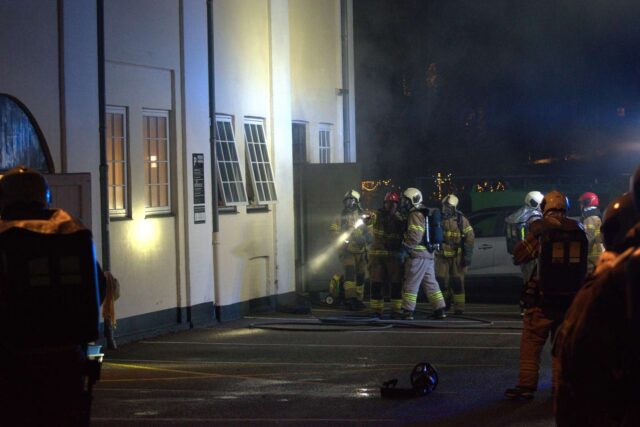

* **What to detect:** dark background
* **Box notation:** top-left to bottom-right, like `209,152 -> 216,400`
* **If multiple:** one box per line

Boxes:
353,0 -> 640,191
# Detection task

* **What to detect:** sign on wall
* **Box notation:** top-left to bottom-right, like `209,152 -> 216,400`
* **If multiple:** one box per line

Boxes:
192,153 -> 206,224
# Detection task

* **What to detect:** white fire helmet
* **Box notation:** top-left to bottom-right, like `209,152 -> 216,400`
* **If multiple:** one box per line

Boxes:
403,187 -> 423,208
524,191 -> 544,209
343,189 -> 360,203
442,194 -> 459,208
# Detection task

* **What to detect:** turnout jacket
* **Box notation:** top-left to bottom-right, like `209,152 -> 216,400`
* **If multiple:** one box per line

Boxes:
402,207 -> 431,258
368,208 -> 405,258
582,206 -> 604,262
440,211 -> 475,265
330,208 -> 369,255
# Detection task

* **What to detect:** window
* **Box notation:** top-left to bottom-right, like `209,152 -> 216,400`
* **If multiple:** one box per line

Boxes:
292,122 -> 307,164
106,106 -> 128,216
319,125 -> 331,164
244,119 -> 277,204
215,116 -> 247,206
143,110 -> 171,214
0,94 -> 51,173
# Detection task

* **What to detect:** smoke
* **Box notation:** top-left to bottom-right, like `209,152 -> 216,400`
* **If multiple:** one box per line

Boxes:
354,0 -> 640,180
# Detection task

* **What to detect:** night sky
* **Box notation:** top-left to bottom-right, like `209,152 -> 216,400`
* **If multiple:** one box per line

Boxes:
354,0 -> 640,187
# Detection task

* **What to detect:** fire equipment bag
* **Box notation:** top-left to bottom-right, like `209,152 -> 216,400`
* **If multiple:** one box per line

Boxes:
536,218 -> 588,309
0,227 -> 100,346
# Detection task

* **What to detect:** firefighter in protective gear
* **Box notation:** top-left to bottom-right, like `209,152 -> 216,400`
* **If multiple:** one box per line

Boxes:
506,191 -> 544,313
505,190 -> 587,401
505,191 -> 544,284
367,191 -> 405,317
554,188 -> 640,426
579,192 -> 604,273
329,189 -> 370,310
0,166 -> 103,425
435,194 -> 474,314
398,187 -> 446,320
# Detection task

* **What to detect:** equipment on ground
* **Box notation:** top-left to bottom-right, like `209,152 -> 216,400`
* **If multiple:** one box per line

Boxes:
380,361 -> 439,398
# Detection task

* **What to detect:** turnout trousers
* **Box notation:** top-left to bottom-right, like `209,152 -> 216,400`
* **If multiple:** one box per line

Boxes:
401,252 -> 445,312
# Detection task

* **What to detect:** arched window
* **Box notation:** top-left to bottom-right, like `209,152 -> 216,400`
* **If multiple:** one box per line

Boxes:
0,94 -> 53,173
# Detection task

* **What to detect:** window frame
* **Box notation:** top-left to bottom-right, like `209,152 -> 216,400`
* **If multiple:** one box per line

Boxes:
215,115 -> 248,207
142,109 -> 172,215
318,123 -> 331,164
105,106 -> 129,218
244,118 -> 278,205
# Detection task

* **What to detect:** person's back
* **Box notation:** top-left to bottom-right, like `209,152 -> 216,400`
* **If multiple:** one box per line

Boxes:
0,166 -> 101,426
555,188 -> 640,426
506,190 -> 587,401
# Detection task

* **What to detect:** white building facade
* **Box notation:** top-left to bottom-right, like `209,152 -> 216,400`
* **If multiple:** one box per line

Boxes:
0,0 -> 355,339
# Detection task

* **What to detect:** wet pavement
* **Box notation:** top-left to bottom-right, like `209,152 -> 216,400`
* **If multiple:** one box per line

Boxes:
91,303 -> 556,426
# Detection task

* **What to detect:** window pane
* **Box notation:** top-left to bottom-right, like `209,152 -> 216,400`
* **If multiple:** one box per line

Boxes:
160,184 -> 168,207
114,163 -> 124,185
224,121 -> 233,140
158,141 -> 167,161
159,163 -> 168,185
115,186 -> 124,210
158,117 -> 167,139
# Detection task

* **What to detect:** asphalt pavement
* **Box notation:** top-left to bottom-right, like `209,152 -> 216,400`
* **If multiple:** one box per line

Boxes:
91,303 -> 557,426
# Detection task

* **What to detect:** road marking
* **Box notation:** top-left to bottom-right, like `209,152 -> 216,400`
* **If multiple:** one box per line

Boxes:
139,341 -> 519,350
104,359 -> 505,368
92,417 -> 398,423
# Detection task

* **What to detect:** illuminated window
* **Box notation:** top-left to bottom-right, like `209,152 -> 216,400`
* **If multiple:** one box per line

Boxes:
319,124 -> 331,164
244,119 -> 277,204
143,110 -> 171,214
106,106 -> 128,217
215,115 -> 247,206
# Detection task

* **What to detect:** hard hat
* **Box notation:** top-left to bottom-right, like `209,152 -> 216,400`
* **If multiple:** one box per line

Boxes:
578,192 -> 599,208
524,191 -> 544,209
0,166 -> 50,211
442,194 -> 459,208
540,190 -> 568,214
343,189 -> 360,203
384,191 -> 400,203
402,187 -> 423,208
601,193 -> 640,251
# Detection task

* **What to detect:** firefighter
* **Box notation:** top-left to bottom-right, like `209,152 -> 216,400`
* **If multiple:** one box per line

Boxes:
504,190 -> 588,401
329,189 -> 370,310
0,166 -> 102,425
366,191 -> 405,317
398,187 -> 446,320
554,190 -> 640,426
435,194 -> 474,314
505,191 -> 544,289
578,192 -> 605,273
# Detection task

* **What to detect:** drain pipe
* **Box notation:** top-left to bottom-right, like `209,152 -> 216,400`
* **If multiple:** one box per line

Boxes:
340,0 -> 351,163
207,0 -> 221,321
97,0 -> 110,271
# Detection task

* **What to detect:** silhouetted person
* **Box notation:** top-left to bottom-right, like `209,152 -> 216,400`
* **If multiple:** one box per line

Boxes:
0,166 -> 102,426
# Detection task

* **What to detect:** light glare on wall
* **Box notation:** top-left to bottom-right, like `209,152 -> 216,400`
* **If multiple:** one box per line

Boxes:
135,219 -> 159,248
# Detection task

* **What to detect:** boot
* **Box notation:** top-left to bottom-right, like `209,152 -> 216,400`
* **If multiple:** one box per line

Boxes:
430,309 -> 447,320
104,321 -> 117,350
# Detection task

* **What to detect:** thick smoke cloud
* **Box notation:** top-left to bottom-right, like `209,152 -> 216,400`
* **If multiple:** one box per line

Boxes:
354,0 -> 640,184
